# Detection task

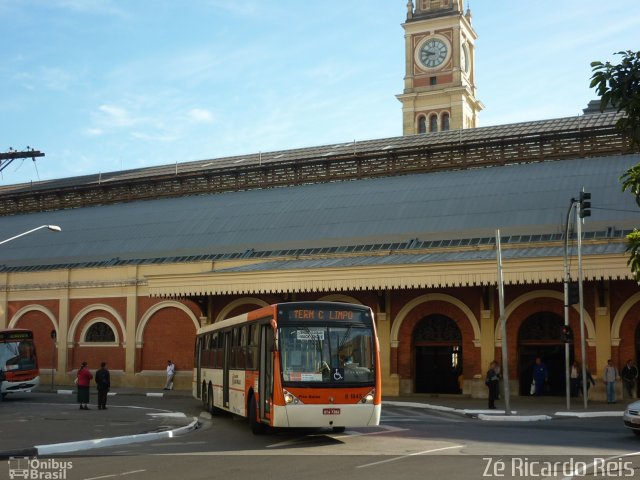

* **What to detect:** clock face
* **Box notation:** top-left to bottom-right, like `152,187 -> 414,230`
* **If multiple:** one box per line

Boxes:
418,37 -> 449,69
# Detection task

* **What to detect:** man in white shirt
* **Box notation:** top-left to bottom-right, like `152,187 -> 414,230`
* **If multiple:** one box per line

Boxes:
164,360 -> 175,390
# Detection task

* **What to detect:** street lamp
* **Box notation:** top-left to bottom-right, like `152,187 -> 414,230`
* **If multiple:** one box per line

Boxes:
0,225 -> 62,246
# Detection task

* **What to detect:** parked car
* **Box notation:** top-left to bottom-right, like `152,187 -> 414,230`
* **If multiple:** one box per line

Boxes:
623,400 -> 640,436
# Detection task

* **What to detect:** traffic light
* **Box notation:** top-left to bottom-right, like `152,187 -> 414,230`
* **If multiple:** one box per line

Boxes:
567,281 -> 579,305
561,325 -> 574,343
579,191 -> 591,218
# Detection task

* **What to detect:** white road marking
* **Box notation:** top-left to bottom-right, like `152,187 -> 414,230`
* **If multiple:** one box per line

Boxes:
83,470 -> 146,480
356,445 -> 464,468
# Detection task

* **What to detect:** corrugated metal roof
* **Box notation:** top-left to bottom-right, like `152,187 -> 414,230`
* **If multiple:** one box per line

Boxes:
215,243 -> 629,273
0,153 -> 638,269
0,112 -> 623,196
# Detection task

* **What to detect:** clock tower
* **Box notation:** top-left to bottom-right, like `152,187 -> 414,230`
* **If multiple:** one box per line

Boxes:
397,0 -> 483,135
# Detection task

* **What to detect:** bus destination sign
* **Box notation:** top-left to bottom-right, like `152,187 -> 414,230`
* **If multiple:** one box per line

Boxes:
285,308 -> 366,322
0,331 -> 33,341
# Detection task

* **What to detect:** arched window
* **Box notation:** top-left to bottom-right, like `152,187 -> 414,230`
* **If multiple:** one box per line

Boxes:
429,114 -> 438,132
441,112 -> 450,131
85,321 -> 116,342
418,116 -> 427,134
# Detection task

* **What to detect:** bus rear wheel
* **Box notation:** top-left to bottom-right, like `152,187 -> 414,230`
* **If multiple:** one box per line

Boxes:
249,395 -> 266,435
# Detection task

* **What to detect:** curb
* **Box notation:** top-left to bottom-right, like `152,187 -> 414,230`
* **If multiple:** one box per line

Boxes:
0,417 -> 199,459
383,400 -> 621,421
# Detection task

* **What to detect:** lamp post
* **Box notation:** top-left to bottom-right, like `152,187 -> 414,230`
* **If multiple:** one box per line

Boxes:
50,329 -> 57,391
0,225 -> 61,246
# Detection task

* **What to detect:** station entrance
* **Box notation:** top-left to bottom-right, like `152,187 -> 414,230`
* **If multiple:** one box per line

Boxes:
414,314 -> 462,394
518,312 -> 571,396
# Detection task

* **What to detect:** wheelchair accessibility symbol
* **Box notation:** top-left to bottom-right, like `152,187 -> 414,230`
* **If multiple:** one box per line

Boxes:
332,368 -> 344,381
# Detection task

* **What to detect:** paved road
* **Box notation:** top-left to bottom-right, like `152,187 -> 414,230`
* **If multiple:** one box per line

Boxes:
2,392 -> 640,479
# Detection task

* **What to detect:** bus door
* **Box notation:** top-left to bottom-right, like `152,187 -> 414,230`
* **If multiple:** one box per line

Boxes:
223,331 -> 230,408
259,324 -> 274,421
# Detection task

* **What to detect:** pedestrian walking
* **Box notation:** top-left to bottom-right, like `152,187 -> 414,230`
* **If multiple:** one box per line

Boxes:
76,361 -> 93,410
570,361 -> 580,397
621,359 -> 638,399
164,360 -> 175,390
532,357 -> 548,396
580,367 -> 595,397
603,359 -> 619,404
485,361 -> 500,409
95,362 -> 111,410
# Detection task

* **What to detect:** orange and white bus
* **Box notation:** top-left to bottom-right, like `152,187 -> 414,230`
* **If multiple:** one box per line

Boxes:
194,301 -> 381,434
0,329 -> 40,398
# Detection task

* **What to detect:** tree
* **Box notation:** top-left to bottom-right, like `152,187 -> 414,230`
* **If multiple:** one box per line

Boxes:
590,51 -> 640,279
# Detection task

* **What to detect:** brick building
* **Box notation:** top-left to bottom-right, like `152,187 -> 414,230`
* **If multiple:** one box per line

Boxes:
1,2 -> 639,399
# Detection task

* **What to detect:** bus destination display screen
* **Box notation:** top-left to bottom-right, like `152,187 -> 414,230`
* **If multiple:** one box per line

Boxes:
281,307 -> 369,323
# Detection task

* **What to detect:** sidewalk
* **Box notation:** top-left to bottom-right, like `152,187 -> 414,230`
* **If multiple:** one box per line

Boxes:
0,387 -> 199,459
383,393 -> 627,421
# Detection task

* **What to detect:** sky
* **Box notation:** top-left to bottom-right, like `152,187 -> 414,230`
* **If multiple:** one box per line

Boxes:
1,0 -> 638,186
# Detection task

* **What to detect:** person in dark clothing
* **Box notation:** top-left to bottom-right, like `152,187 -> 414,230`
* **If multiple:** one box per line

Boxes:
621,359 -> 638,399
532,357 -> 548,396
485,361 -> 500,409
95,362 -> 111,410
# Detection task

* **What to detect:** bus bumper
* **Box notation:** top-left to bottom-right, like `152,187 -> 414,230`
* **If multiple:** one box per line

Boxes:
273,403 -> 381,428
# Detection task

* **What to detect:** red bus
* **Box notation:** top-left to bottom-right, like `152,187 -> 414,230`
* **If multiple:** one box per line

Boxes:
0,329 -> 40,398
194,302 -> 381,434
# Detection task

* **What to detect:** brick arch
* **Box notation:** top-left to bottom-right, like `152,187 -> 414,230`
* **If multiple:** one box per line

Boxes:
68,304 -> 125,346
612,291 -> 640,346
394,296 -> 480,383
69,304 -> 126,371
317,294 -> 362,305
137,301 -> 200,371
9,304 -> 58,369
391,294 -> 480,346
496,290 -> 596,346
214,297 -> 269,323
613,293 -> 640,367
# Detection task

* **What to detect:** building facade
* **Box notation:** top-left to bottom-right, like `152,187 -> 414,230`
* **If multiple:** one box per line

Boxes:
0,4 -> 638,401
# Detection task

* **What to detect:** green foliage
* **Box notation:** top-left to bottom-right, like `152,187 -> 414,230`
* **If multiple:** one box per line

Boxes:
591,51 -> 640,280
590,50 -> 640,148
626,230 -> 640,282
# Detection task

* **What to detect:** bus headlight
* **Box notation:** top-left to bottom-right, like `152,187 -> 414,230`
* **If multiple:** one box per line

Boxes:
283,389 -> 302,405
360,389 -> 375,404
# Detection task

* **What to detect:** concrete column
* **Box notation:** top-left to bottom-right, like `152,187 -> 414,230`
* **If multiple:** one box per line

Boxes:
594,281 -> 611,376
57,273 -> 70,383
125,266 -> 139,383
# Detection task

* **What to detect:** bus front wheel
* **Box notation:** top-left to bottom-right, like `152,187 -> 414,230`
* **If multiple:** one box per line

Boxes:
249,395 -> 266,435
207,385 -> 216,414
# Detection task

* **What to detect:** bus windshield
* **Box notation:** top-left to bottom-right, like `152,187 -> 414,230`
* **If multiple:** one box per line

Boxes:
0,339 -> 37,372
279,324 -> 375,385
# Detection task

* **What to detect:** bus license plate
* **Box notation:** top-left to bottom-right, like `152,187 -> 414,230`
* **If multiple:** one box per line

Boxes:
323,408 -> 340,415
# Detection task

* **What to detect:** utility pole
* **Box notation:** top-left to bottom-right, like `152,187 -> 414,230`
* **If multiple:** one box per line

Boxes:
563,199 -> 575,411
577,190 -> 591,409
0,148 -> 45,174
496,229 -> 511,414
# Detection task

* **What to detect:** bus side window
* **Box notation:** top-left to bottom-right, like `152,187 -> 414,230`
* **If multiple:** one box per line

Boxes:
247,324 -> 258,370
239,326 -> 247,370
